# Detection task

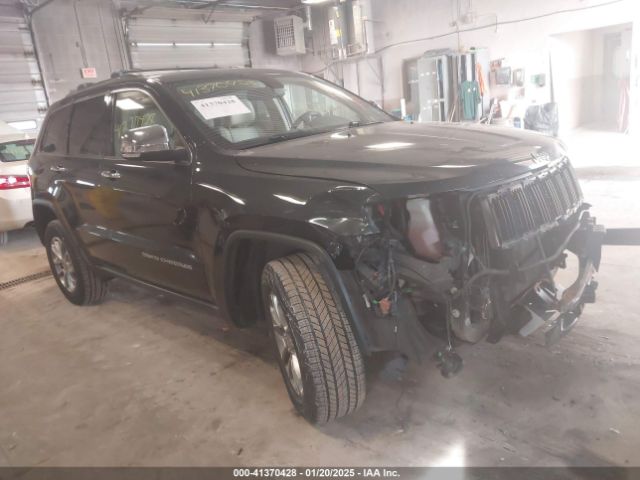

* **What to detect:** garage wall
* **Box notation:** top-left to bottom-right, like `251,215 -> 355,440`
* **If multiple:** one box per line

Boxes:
248,18 -> 302,71
551,30 -> 599,131
31,0 -> 128,103
593,24 -> 633,126
551,23 -> 632,132
0,2 -> 47,134
301,0 -> 638,131
29,1 -> 300,106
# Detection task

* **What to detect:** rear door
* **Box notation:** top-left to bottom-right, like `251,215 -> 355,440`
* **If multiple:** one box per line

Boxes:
64,94 -> 115,254
34,104 -> 76,226
94,88 -> 209,300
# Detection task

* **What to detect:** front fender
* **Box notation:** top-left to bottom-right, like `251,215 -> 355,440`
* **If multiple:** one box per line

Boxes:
219,230 -> 372,354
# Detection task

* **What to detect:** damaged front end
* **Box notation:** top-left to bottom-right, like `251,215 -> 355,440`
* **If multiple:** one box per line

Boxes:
342,158 -> 604,376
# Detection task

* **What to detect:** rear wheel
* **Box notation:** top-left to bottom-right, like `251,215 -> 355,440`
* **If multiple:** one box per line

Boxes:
261,253 -> 366,424
44,220 -> 108,305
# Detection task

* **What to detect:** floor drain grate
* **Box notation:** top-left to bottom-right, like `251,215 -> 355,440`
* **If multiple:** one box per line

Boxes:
0,270 -> 52,291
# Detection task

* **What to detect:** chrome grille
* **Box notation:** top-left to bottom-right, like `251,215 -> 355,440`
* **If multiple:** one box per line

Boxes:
481,160 -> 582,247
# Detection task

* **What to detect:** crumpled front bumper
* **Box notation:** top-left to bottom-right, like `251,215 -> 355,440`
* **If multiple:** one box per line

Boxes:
516,213 -> 605,346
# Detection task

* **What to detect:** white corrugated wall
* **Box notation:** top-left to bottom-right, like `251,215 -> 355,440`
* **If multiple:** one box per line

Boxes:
0,11 -> 47,135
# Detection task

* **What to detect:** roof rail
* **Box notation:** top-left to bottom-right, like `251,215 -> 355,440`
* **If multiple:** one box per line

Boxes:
110,66 -> 228,79
75,82 -> 96,91
110,69 -> 142,79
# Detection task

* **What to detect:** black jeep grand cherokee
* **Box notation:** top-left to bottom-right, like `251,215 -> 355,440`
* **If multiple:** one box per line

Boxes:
30,68 -> 603,424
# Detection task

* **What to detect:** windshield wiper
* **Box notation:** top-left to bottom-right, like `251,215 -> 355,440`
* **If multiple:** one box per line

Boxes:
267,130 -> 314,142
329,120 -> 385,132
245,130 -> 320,148
248,121 -> 386,148
259,127 -> 340,146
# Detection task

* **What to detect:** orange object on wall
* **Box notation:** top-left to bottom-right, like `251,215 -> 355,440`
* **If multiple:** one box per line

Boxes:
476,63 -> 486,97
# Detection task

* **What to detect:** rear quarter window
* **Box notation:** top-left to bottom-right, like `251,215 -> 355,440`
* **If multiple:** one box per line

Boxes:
40,105 -> 73,154
68,95 -> 113,156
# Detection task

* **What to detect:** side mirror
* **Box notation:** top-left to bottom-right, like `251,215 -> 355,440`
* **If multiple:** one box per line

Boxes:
121,124 -> 170,156
120,124 -> 188,163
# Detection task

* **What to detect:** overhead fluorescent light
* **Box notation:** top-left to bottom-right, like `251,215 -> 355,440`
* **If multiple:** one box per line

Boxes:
175,42 -> 212,47
134,42 -> 173,47
134,42 -> 241,48
116,98 -> 144,111
301,0 -> 333,4
7,120 -> 37,131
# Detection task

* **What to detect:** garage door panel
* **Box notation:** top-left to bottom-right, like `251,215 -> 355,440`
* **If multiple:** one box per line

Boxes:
0,15 -> 46,134
129,20 -> 245,43
129,17 -> 245,29
127,15 -> 249,70
0,106 -> 44,121
0,58 -> 38,75
130,45 -> 248,69
0,34 -> 26,51
0,88 -> 44,104
129,28 -> 245,44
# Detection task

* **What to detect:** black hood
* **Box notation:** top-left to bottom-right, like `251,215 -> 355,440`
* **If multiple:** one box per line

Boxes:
235,121 -> 567,198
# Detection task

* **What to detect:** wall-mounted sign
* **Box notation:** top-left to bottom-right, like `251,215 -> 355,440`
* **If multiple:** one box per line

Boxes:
81,67 -> 97,79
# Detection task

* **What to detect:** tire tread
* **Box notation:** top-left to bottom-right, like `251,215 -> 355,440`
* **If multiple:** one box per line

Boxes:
264,253 -> 365,423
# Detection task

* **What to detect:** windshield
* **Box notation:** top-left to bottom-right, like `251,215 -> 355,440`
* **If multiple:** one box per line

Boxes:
0,139 -> 34,162
171,73 -> 393,149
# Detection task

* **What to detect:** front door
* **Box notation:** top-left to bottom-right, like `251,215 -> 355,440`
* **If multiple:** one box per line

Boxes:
94,89 -> 209,300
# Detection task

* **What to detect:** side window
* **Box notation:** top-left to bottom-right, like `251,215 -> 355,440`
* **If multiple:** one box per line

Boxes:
68,95 -> 113,156
40,106 -> 72,153
113,91 -> 184,156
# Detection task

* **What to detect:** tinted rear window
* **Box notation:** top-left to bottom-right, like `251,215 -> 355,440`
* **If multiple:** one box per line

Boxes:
40,106 -> 72,154
69,95 -> 113,156
0,139 -> 34,162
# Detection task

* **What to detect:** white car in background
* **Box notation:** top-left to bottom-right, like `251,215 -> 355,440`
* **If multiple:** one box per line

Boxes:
0,122 -> 35,245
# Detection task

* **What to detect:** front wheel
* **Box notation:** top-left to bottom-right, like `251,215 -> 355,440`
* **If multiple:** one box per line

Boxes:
261,253 -> 366,424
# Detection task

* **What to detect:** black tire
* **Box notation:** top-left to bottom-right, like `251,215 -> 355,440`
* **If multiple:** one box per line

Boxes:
44,220 -> 108,305
261,253 -> 366,424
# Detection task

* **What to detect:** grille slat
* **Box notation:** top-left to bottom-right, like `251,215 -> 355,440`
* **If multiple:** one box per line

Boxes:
481,160 -> 582,247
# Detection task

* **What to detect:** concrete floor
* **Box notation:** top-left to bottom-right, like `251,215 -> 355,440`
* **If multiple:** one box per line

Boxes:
1,129 -> 639,467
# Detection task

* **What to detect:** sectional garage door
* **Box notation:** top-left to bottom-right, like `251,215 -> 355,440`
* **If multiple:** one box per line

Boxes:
126,16 -> 250,70
0,13 -> 47,135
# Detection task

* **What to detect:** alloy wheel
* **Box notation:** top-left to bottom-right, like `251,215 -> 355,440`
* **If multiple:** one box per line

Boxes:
50,236 -> 77,293
268,291 -> 304,397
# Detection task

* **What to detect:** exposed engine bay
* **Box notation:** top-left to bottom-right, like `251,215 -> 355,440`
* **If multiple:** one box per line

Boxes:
344,158 -> 605,377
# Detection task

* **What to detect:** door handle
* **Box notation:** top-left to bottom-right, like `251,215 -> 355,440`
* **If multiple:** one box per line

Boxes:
49,165 -> 67,173
100,170 -> 121,180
